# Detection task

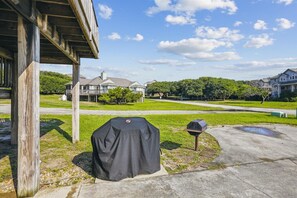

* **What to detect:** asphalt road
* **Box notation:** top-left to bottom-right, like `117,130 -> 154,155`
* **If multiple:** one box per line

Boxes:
1,101 -> 296,115
157,99 -> 297,115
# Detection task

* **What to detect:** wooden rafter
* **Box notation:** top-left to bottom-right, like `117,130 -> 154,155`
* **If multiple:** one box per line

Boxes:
3,0 -> 80,64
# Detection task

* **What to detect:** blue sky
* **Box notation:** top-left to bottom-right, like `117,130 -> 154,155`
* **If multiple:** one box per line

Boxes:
42,0 -> 297,84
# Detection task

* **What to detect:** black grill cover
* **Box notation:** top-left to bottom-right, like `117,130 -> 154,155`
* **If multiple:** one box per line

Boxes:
91,117 -> 160,181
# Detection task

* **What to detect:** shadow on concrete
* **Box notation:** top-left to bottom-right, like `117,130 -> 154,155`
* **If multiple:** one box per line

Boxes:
72,152 -> 93,177
160,141 -> 182,150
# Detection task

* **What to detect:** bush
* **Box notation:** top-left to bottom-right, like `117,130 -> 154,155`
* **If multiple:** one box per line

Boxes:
98,93 -> 111,104
279,90 -> 297,102
98,88 -> 142,104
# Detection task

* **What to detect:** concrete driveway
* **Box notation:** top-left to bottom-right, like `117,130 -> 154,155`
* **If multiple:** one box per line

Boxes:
35,124 -> 297,198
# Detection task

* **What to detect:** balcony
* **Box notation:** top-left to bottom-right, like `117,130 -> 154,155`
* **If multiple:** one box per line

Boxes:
0,0 -> 99,64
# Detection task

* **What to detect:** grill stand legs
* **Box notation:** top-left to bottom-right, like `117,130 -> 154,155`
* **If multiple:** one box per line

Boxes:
194,135 -> 198,151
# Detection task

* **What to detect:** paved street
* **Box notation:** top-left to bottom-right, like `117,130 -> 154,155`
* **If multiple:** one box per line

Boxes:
157,99 -> 297,115
35,124 -> 297,198
1,101 -> 296,115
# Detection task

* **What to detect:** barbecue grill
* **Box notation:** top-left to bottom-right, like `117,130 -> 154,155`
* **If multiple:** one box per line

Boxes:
186,119 -> 207,151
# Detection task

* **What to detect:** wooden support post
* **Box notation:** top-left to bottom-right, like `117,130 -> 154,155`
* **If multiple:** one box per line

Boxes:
11,53 -> 18,145
72,63 -> 80,143
17,15 -> 40,197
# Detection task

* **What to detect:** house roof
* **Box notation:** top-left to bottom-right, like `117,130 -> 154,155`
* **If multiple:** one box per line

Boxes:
261,78 -> 270,83
69,75 -> 144,87
270,74 -> 281,79
107,77 -> 133,87
286,68 -> 297,73
88,77 -> 103,85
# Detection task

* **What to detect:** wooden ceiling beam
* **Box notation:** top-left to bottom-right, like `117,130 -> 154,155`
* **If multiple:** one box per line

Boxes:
41,56 -> 72,64
0,28 -> 17,37
47,17 -> 79,28
36,0 -> 69,5
0,10 -> 17,22
0,46 -> 13,59
36,2 -> 75,19
3,0 -> 80,64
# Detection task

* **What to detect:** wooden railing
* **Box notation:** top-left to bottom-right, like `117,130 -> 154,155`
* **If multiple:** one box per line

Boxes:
69,0 -> 99,57
0,56 -> 13,88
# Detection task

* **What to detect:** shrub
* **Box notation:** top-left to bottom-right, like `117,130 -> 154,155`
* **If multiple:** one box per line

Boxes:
98,88 -> 142,104
279,90 -> 297,102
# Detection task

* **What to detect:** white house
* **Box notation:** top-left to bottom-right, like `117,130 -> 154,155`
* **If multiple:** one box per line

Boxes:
268,68 -> 297,98
66,72 -> 145,102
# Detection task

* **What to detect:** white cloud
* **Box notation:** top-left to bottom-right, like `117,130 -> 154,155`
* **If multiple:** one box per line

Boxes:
108,32 -> 121,40
234,21 -> 242,27
158,38 -> 240,61
276,18 -> 295,30
139,59 -> 196,66
147,0 -> 237,16
159,38 -> 228,53
98,4 -> 113,19
142,66 -> 157,71
131,34 -> 144,41
182,51 -> 240,61
165,15 -> 196,25
253,20 -> 267,30
244,34 -> 274,48
276,0 -> 293,5
234,58 -> 297,70
93,66 -> 139,78
195,26 -> 244,42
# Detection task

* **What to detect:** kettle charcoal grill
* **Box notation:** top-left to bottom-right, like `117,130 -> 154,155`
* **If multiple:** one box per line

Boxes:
186,119 -> 207,151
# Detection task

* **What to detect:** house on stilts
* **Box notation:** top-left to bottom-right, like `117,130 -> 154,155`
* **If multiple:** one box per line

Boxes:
0,0 -> 99,197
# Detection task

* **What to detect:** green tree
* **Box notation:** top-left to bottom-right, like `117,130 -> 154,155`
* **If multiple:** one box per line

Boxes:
256,87 -> 271,104
146,82 -> 171,98
40,71 -> 71,94
217,78 -> 237,100
178,79 -> 203,99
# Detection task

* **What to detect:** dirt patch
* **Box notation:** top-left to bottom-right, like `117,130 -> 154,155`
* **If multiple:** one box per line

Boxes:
161,132 -> 221,173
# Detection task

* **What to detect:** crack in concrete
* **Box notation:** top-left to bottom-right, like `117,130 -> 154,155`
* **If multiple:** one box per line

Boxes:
219,157 -> 297,169
229,172 -> 273,198
76,185 -> 82,198
289,159 -> 297,166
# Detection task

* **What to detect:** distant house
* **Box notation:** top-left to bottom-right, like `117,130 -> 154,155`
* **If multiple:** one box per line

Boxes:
257,68 -> 297,98
269,68 -> 297,98
66,72 -> 145,102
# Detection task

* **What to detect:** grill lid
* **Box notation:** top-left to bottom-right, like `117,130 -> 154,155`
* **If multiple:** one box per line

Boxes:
187,119 -> 207,132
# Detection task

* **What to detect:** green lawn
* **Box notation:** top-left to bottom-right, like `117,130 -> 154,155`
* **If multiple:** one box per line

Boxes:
208,100 -> 297,110
2,94 -> 222,111
41,95 -> 223,110
1,112 -> 296,193
0,99 -> 10,105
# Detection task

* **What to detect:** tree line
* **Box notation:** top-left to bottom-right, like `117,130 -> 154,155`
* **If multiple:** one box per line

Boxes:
146,77 -> 271,103
40,71 -> 71,94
